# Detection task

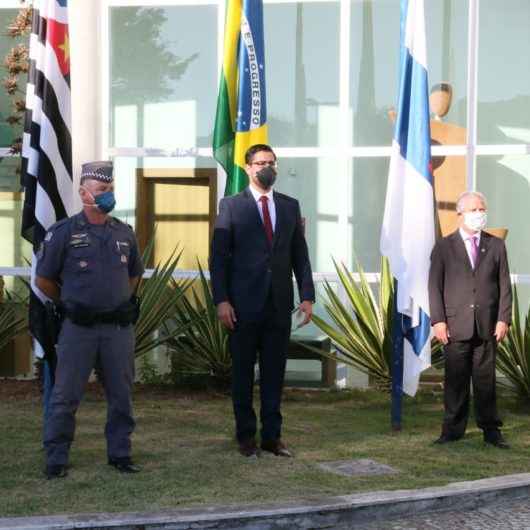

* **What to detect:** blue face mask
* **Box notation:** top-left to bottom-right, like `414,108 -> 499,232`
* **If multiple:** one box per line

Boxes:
94,191 -> 116,214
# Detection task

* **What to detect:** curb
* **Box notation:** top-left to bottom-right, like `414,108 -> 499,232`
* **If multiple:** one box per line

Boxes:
2,473 -> 530,530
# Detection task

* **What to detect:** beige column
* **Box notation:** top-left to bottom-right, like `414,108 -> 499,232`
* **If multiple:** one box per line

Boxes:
69,0 -> 102,210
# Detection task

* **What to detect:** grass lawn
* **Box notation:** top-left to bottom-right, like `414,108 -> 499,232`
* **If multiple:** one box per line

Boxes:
2,380 -> 530,518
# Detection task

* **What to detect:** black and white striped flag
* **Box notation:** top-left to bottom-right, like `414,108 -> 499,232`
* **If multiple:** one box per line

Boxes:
21,0 -> 73,361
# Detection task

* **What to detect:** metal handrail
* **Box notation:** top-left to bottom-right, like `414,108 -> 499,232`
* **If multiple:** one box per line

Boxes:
1,267 -> 529,285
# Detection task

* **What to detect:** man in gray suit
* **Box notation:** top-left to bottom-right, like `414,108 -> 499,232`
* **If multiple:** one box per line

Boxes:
429,191 -> 512,448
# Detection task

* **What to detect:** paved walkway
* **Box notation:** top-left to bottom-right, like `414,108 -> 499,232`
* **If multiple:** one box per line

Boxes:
2,474 -> 530,530
352,497 -> 530,529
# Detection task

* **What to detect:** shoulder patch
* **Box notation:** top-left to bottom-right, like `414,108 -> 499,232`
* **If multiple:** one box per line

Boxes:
36,241 -> 44,260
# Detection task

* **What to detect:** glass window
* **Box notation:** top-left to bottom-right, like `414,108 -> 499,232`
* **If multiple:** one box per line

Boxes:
109,6 -> 217,150
350,0 -> 398,146
0,156 -> 22,192
350,0 -> 467,146
425,0 -> 468,134
0,190 -> 31,268
515,285 -> 530,319
113,155 -> 216,272
112,155 -> 216,229
265,2 -> 340,147
478,1 -> 530,144
274,157 -> 345,273
477,155 -> 530,275
112,157 -> 139,227
351,157 -> 389,272
274,156 -> 389,274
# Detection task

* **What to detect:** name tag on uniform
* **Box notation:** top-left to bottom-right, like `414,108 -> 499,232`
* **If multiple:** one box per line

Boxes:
69,234 -> 90,248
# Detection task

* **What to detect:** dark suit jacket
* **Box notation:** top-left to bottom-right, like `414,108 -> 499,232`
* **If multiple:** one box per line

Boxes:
210,188 -> 315,320
428,230 -> 512,341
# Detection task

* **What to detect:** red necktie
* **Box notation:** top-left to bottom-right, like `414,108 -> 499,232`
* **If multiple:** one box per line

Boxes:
259,196 -> 273,245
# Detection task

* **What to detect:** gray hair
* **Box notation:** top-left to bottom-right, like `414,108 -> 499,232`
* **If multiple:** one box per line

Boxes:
456,191 -> 487,213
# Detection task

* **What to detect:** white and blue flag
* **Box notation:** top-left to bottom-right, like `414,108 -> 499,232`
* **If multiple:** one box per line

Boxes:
380,0 -> 435,397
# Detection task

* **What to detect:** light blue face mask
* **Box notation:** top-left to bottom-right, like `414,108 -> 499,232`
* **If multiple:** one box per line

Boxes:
94,191 -> 116,214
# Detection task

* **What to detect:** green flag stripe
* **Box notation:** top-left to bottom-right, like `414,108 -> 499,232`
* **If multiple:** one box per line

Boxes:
213,76 -> 235,181
225,164 -> 249,196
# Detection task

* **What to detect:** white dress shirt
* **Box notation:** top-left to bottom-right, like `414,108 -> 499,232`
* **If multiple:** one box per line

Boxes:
249,184 -> 276,231
459,227 -> 481,267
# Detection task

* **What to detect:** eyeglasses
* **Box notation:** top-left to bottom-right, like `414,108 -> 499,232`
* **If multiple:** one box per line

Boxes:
250,161 -> 277,168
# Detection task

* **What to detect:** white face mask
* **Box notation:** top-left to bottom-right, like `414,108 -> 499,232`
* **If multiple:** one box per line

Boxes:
463,211 -> 487,232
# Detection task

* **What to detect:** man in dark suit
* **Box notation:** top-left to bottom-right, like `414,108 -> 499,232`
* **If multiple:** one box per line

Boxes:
429,191 -> 512,448
210,144 -> 315,458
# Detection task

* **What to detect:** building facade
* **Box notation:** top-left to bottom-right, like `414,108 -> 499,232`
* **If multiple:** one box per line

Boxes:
0,0 -> 528,381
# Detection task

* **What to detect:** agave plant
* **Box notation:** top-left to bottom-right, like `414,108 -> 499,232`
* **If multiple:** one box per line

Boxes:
164,264 -> 231,389
0,298 -> 28,352
0,282 -> 28,353
302,256 -> 442,391
133,239 -> 195,358
496,286 -> 530,399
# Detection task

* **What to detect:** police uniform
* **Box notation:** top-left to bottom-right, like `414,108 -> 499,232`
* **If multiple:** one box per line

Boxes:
37,161 -> 144,476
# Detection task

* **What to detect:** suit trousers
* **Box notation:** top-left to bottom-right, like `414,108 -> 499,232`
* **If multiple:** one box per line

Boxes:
442,329 -> 502,439
229,295 -> 291,443
44,320 -> 136,466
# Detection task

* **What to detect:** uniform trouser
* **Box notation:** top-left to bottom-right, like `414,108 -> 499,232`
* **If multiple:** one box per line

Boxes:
229,296 -> 291,443
442,331 -> 502,439
44,319 -> 136,466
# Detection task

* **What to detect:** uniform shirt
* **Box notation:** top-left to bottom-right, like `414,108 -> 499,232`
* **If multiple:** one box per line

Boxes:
459,227 -> 481,268
37,211 -> 144,311
248,184 -> 276,231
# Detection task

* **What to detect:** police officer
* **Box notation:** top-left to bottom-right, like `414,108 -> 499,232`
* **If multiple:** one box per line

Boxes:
36,161 -> 144,479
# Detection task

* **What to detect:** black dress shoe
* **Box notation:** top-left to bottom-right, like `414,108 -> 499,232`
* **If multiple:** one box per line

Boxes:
433,434 -> 459,445
108,457 -> 141,473
261,439 -> 293,457
238,438 -> 259,457
46,464 -> 68,480
484,431 -> 510,449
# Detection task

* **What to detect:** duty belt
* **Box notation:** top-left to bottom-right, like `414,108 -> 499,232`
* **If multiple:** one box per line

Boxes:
64,296 -> 140,327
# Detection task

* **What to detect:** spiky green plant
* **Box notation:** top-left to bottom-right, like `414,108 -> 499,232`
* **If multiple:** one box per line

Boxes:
133,239 -> 194,358
496,286 -> 530,399
0,298 -> 27,352
303,257 -> 442,391
0,279 -> 28,352
165,265 -> 231,389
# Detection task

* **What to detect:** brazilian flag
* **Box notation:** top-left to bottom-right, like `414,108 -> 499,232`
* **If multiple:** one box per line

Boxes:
213,0 -> 268,196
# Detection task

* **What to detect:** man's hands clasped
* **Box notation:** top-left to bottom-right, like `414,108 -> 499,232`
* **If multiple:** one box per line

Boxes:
433,320 -> 509,345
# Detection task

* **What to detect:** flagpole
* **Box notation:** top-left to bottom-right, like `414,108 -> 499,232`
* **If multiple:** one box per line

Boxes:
391,283 -> 403,431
